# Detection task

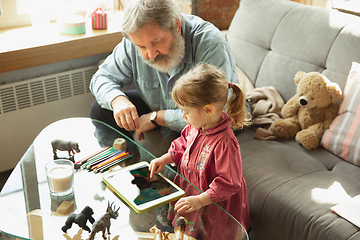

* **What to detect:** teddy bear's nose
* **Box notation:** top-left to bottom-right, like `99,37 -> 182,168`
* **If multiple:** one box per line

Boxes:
300,99 -> 307,106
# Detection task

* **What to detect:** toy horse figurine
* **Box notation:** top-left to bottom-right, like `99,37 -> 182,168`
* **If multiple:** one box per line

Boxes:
89,201 -> 120,240
51,139 -> 80,163
150,217 -> 187,240
150,225 -> 170,240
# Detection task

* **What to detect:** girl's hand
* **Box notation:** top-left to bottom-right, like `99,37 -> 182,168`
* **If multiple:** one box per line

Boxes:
175,192 -> 212,213
149,153 -> 174,178
174,196 -> 203,213
149,159 -> 166,179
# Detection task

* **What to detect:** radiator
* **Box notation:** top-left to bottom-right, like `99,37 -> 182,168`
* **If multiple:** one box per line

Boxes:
0,66 -> 98,172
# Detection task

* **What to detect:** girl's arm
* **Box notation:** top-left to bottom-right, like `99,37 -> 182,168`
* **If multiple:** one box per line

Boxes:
174,192 -> 213,213
149,153 -> 174,178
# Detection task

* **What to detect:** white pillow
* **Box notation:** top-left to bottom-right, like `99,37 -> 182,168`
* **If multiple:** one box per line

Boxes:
321,62 -> 360,166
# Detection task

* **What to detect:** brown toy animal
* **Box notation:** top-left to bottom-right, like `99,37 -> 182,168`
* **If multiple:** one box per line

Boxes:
174,217 -> 187,240
269,71 -> 342,149
89,201 -> 120,240
149,217 -> 187,240
150,225 -> 170,240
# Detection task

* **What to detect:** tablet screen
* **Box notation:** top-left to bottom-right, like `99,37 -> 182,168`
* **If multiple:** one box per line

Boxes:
103,162 -> 184,213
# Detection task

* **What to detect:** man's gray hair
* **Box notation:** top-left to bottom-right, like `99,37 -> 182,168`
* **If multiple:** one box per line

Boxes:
122,0 -> 183,38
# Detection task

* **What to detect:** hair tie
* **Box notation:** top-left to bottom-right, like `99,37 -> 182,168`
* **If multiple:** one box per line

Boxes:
228,82 -> 233,89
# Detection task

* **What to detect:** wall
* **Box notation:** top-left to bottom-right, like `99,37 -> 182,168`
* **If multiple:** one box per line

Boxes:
0,53 -> 110,86
194,0 -> 240,30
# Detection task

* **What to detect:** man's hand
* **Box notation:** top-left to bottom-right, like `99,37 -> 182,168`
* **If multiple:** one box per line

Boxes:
111,96 -> 140,131
135,113 -> 157,141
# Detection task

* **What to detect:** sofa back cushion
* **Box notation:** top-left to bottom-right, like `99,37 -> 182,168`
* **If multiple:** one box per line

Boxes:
227,0 -> 360,102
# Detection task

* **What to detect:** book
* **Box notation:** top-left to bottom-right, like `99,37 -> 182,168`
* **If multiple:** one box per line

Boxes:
331,194 -> 360,228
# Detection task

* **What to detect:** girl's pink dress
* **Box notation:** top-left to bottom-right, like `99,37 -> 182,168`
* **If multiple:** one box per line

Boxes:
168,112 -> 251,240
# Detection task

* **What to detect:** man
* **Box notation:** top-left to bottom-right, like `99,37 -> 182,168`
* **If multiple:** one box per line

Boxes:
89,0 -> 239,157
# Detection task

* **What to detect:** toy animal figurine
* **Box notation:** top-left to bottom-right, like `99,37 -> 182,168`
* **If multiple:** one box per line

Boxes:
174,217 -> 187,240
149,217 -> 187,240
150,225 -> 170,240
61,206 -> 95,233
89,201 -> 120,240
51,139 -> 80,162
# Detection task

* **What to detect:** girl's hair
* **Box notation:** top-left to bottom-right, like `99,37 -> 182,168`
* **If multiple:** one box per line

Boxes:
122,0 -> 183,39
172,63 -> 252,130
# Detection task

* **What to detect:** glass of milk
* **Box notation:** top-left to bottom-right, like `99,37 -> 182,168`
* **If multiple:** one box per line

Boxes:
45,160 -> 74,200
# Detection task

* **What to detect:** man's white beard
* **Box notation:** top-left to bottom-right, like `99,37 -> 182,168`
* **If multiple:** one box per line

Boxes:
141,32 -> 185,73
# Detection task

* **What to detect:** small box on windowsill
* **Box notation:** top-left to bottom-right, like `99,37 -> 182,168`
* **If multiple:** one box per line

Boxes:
91,8 -> 107,30
58,15 -> 86,35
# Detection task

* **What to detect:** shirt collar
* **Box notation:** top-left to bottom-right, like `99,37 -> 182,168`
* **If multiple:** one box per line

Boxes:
181,14 -> 193,65
199,112 -> 231,135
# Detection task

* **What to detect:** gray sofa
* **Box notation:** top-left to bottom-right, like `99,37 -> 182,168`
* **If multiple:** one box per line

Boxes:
226,0 -> 360,239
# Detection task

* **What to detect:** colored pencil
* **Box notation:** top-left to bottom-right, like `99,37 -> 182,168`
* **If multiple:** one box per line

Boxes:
82,148 -> 117,169
91,151 -> 128,171
94,153 -> 130,172
86,150 -> 123,170
96,154 -> 132,173
76,146 -> 110,165
81,147 -> 114,167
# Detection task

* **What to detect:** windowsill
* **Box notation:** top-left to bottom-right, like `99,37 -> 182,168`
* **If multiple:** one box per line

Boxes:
0,12 -> 124,73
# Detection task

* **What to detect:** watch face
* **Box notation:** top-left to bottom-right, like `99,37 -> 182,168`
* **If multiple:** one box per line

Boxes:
150,111 -> 156,121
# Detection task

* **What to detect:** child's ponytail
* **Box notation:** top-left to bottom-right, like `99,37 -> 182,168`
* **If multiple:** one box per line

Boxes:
227,83 -> 252,130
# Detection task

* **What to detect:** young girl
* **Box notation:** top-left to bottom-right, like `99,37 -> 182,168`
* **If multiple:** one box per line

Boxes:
149,63 -> 251,240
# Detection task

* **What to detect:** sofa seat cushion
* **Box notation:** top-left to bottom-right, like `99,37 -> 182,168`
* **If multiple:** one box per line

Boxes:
260,172 -> 360,240
236,128 -> 360,240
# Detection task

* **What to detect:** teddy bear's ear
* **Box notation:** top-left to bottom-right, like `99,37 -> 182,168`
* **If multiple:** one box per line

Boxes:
323,76 -> 342,103
294,71 -> 306,85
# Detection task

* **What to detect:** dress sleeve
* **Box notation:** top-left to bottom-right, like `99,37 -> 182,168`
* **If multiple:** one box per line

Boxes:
205,137 -> 244,203
168,125 -> 191,165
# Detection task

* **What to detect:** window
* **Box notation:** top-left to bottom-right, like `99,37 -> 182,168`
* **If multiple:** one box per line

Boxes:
0,0 -> 192,29
0,0 -> 31,28
0,0 -> 111,29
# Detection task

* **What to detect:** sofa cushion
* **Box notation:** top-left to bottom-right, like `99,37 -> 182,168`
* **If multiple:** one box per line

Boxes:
237,128 -> 360,240
322,62 -> 360,166
260,172 -> 360,240
227,0 -> 360,102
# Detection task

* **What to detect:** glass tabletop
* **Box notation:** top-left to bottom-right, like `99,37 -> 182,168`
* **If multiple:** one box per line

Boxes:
0,117 -> 248,240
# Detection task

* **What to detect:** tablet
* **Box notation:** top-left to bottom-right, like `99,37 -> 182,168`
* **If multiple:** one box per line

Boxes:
102,161 -> 184,213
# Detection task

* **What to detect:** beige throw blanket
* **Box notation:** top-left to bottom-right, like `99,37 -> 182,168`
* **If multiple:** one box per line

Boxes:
246,86 -> 285,140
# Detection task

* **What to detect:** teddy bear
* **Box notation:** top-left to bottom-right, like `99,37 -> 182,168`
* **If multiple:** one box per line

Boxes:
269,71 -> 342,150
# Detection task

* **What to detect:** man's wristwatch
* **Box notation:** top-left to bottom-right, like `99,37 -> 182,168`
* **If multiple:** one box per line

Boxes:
150,111 -> 159,126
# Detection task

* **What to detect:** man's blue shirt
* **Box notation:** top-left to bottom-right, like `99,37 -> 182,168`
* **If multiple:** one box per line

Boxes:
90,14 -> 238,138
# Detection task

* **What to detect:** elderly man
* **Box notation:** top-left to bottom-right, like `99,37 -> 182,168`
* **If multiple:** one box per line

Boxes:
89,0 -> 239,156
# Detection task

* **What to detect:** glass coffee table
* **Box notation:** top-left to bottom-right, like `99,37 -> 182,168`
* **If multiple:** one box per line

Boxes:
0,117 -> 248,240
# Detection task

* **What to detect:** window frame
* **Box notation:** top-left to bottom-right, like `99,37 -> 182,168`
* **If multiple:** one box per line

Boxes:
0,0 -> 31,29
